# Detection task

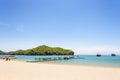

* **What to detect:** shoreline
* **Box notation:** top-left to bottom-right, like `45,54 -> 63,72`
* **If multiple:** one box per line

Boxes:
1,59 -> 120,69
42,61 -> 120,68
1,54 -> 120,68
1,59 -> 120,68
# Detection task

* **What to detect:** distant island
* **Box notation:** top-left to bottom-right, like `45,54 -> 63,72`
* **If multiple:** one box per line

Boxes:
0,45 -> 74,55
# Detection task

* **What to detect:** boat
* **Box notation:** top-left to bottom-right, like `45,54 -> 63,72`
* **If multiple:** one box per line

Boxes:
111,53 -> 116,56
96,54 -> 101,57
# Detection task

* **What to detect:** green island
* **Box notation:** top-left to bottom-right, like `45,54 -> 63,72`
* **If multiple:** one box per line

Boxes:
1,45 -> 74,55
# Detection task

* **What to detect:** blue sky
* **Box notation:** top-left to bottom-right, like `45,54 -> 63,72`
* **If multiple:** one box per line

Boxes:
0,0 -> 120,54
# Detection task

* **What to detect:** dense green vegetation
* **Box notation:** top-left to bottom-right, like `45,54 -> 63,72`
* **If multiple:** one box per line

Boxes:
8,45 -> 74,55
0,50 -> 5,54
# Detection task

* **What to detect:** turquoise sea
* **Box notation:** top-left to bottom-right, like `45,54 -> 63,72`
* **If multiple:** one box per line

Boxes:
14,54 -> 120,68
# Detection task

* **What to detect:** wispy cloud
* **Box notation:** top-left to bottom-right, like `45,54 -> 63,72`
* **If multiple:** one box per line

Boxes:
0,22 -> 25,33
0,22 -> 10,27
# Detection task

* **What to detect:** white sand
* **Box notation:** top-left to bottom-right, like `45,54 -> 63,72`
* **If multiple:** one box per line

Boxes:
0,60 -> 120,80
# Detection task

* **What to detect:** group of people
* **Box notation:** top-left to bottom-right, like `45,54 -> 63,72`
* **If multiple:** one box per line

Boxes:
0,56 -> 12,61
0,56 -> 11,61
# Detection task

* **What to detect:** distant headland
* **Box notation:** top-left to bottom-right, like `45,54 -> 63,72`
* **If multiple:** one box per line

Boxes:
0,45 -> 74,55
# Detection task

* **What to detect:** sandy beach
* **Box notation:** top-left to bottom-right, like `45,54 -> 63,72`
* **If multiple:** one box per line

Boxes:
0,60 -> 120,80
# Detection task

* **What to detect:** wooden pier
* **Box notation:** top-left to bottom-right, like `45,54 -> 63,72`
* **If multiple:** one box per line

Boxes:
34,56 -> 74,62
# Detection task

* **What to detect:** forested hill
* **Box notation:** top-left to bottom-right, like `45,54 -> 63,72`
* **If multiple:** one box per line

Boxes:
0,50 -> 5,54
8,45 -> 74,55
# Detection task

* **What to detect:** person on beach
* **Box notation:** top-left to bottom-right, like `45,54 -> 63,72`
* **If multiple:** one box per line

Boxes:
5,57 -> 10,61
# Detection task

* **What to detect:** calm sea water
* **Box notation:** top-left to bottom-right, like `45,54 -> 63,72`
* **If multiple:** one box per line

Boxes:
14,55 -> 120,68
